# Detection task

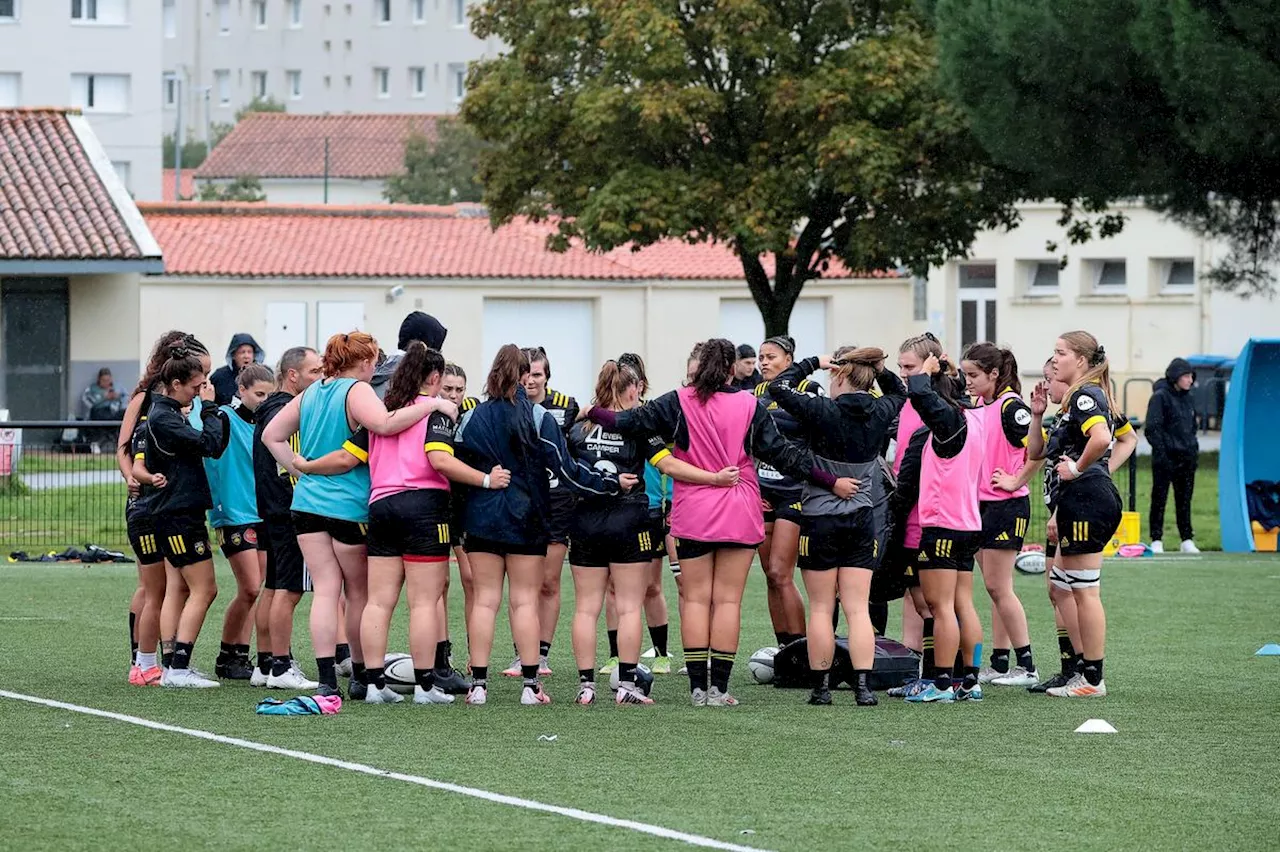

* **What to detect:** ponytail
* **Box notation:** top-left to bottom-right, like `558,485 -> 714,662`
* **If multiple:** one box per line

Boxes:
689,338 -> 735,402
963,341 -> 1022,395
486,344 -> 530,401
136,331 -> 207,397
384,341 -> 445,411
617,352 -> 648,397
593,360 -> 639,410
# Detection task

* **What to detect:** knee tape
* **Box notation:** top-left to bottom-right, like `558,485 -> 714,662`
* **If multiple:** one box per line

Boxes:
668,560 -> 682,578
1049,566 -> 1100,590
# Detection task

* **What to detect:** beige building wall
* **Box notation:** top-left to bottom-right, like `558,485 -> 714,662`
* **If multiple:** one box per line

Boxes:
197,177 -> 387,205
67,273 -> 143,409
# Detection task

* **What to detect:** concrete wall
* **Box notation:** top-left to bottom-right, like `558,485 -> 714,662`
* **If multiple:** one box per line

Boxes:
197,177 -> 387,205
68,274 -> 142,412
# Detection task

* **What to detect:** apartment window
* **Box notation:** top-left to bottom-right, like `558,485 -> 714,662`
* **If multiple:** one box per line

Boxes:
0,73 -> 19,107
71,73 -> 130,112
252,0 -> 266,27
162,73 -> 177,107
72,0 -> 126,24
1163,259 -> 1196,291
374,67 -> 390,97
411,0 -> 424,22
448,63 -> 465,102
375,0 -> 389,22
215,69 -> 230,105
1029,260 -> 1059,290
162,0 -> 175,35
287,69 -> 301,99
251,70 -> 267,98
1092,259 -> 1127,291
110,161 -> 131,192
288,0 -> 301,26
409,66 -> 425,97
451,0 -> 464,26
912,276 -> 927,322
215,0 -> 230,32
0,0 -> 15,22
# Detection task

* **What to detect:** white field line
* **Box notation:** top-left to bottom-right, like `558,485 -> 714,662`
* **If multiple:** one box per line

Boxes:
0,690 -> 768,852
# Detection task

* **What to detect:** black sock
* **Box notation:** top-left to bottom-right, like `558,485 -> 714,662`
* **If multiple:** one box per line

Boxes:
335,643 -> 350,663
578,668 -> 594,684
434,640 -> 449,671
521,663 -> 539,682
366,666 -> 386,689
869,602 -> 888,636
129,612 -> 137,660
618,662 -> 637,684
471,666 -> 488,683
351,661 -> 367,684
811,667 -> 831,691
218,641 -> 235,662
1082,658 -> 1104,686
854,669 -> 872,691
774,630 -> 789,645
271,655 -> 290,677
649,623 -> 669,657
685,647 -> 709,693
778,632 -> 803,647
1057,629 -> 1074,675
963,666 -> 979,689
952,650 -> 965,681
990,648 -> 1011,674
173,641 -> 194,671
317,656 -> 337,688
257,651 -> 272,673
234,643 -> 250,661
161,651 -> 174,669
933,670 -> 952,691
415,668 -> 434,689
538,641 -> 551,658
1014,644 -> 1034,672
1073,652 -> 1085,673
607,629 -> 619,658
831,607 -> 840,632
921,618 -> 935,676
709,648 -> 734,692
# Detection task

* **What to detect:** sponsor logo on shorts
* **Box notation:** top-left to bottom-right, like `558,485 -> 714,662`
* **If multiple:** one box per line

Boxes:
244,527 -> 258,545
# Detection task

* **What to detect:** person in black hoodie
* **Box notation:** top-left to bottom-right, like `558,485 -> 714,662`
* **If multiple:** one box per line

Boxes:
1145,358 -> 1200,554
209,333 -> 265,406
372,312 -> 448,399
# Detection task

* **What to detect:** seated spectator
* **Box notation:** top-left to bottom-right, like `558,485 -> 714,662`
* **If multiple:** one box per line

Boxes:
79,368 -> 125,421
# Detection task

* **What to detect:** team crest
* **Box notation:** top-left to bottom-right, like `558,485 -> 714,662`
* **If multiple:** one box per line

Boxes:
1059,538 -> 1069,548
244,527 -> 258,545
230,532 -> 242,546
195,541 -> 207,556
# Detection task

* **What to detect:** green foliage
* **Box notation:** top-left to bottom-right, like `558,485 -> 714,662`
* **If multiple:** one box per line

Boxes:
935,0 -> 1280,297
383,120 -> 486,205
162,133 -> 208,169
461,0 -> 1021,335
235,95 -> 287,122
198,175 -> 267,203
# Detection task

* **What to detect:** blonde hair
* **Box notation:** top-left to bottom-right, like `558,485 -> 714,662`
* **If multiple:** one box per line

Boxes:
831,346 -> 886,391
1060,330 -> 1118,416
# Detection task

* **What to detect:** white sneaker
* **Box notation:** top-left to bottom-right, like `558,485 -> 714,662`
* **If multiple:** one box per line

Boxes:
690,688 -> 708,707
707,686 -> 739,706
249,667 -> 269,687
978,666 -> 1003,684
414,684 -> 455,704
162,668 -> 221,688
267,668 -> 320,690
615,683 -> 654,705
678,664 -> 688,676
538,656 -> 553,677
521,684 -> 552,705
365,685 -> 404,704
1151,540 -> 1164,554
1046,673 -> 1107,698
575,683 -> 596,705
501,658 -> 522,677
641,647 -> 657,659
465,684 -> 487,705
992,666 -> 1040,687
1181,539 -> 1200,554
335,657 -> 353,677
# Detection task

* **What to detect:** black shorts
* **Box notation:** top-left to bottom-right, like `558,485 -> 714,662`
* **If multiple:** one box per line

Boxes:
885,540 -> 921,589
368,490 -> 452,560
465,535 -> 548,558
216,523 -> 261,558
155,511 -> 213,569
1045,538 -> 1058,560
127,512 -> 162,565
645,512 -> 669,560
1056,479 -> 1122,556
547,492 -> 575,545
569,503 -> 650,568
449,490 -> 467,548
264,514 -> 309,593
979,496 -> 1031,551
674,537 -> 761,562
915,527 -> 982,572
762,490 -> 802,525
798,510 -> 879,572
291,510 -> 367,547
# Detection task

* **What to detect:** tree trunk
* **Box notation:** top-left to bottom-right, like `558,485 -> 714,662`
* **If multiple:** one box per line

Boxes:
741,252 -> 811,338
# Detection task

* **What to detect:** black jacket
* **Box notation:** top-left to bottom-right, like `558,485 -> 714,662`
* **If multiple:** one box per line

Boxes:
253,390 -> 297,518
1146,358 -> 1198,462
770,358 -> 905,467
209,333 -> 265,406
144,395 -> 225,516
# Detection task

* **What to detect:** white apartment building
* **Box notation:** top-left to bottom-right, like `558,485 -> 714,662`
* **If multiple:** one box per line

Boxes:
162,0 -> 497,155
0,0 -> 163,200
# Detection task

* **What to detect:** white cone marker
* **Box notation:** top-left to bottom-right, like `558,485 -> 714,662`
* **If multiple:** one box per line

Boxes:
1075,719 -> 1117,734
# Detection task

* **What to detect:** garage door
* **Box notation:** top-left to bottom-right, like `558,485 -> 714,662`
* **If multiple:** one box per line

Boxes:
482,299 -> 595,404
719,298 -> 828,383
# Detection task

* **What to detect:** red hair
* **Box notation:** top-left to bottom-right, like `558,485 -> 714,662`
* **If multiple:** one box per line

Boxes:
322,331 -> 379,376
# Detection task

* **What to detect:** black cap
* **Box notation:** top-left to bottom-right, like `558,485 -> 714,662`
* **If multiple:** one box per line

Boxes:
736,343 -> 756,360
397,312 -> 447,352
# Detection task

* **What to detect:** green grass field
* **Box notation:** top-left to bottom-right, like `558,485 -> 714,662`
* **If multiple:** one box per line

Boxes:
2,552 -> 1277,851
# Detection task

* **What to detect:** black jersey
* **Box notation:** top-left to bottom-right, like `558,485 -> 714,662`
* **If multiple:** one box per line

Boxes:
254,390 -> 299,519
535,389 -> 580,506
1042,386 -> 1131,509
997,393 -> 1034,448
567,420 -> 666,512
127,418 -> 154,521
754,375 -> 823,503
144,395 -> 225,516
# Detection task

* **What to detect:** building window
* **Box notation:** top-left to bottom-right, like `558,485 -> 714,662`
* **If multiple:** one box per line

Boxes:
252,0 -> 267,27
1160,259 -> 1196,292
1028,260 -> 1059,291
375,0 -> 389,22
1091,259 -> 1127,291
288,0 -> 301,25
374,67 -> 389,97
409,66 -> 425,97
411,0 -> 424,23
287,69 -> 301,99
72,0 -> 126,24
110,160 -> 130,192
251,70 -> 267,98
71,73 -> 130,112
0,72 -> 19,107
0,0 -> 15,22
215,0 -> 230,32
448,63 -> 465,103
162,0 -> 175,35
215,69 -> 230,105
162,74 -> 177,107
452,0 -> 465,26
912,276 -> 927,322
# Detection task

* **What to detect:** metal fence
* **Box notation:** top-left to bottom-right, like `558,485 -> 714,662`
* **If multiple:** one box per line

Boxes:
1,421 -> 130,553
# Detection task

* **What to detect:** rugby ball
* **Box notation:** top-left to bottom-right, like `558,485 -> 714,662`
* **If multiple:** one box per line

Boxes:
1014,551 -> 1047,576
384,652 -> 417,695
748,647 -> 779,684
608,663 -> 654,695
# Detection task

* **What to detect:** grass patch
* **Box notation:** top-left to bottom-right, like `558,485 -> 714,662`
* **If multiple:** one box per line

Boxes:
0,553 -> 1276,850
0,483 -> 128,550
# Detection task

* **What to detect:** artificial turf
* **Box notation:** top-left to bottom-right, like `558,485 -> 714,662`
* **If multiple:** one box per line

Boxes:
1,552 -> 1277,851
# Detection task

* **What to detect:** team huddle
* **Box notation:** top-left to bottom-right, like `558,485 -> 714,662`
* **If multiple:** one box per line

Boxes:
117,311 -> 1130,707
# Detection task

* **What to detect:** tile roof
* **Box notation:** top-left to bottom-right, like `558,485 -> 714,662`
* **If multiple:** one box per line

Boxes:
161,169 -> 196,202
141,203 -> 900,281
194,113 -> 442,180
0,108 -> 144,260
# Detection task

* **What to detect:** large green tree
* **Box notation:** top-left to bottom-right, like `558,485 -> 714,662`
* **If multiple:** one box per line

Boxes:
935,0 -> 1280,296
461,0 -> 1020,335
384,119 -> 486,205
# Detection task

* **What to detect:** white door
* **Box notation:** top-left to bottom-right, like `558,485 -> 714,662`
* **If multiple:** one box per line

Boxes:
316,301 -> 366,351
263,301 -> 308,368
720,298 -> 828,383
482,299 -> 595,403
957,264 -> 998,349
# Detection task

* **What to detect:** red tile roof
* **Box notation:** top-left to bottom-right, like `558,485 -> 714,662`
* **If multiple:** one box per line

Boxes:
194,113 -> 442,180
141,203 -> 900,281
162,169 -> 196,202
0,108 -> 144,260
